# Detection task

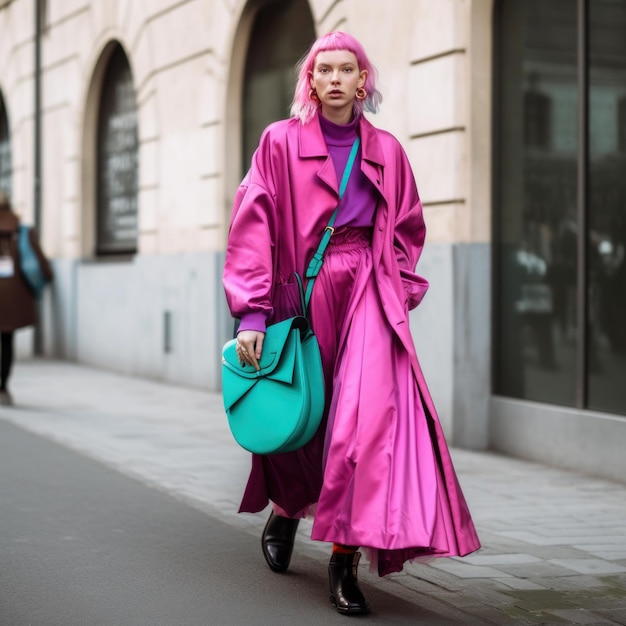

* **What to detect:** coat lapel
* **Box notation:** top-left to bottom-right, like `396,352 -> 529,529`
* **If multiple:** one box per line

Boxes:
298,115 -> 337,194
359,116 -> 387,203
298,112 -> 388,198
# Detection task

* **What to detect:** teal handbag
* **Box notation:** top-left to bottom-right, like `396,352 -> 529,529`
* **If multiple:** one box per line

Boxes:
222,314 -> 325,454
222,138 -> 360,455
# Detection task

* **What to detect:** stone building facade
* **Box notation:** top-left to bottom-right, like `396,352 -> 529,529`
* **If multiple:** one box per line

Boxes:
1,0 -> 625,482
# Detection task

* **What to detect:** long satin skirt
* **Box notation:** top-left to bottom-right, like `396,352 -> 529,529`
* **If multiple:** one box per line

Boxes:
238,227 -> 480,576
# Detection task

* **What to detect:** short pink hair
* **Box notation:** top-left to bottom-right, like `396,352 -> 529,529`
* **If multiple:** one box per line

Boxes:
291,31 -> 382,123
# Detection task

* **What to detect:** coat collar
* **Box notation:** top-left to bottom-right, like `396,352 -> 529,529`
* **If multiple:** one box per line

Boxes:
298,111 -> 386,167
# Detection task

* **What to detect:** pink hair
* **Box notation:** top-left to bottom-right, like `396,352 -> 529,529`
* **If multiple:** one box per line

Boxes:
291,31 -> 382,123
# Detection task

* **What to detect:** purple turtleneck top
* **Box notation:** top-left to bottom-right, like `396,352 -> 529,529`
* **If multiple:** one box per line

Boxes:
238,113 -> 379,333
318,112 -> 378,228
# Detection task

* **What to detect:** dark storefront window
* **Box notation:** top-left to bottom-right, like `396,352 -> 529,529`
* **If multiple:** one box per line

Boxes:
495,0 -> 626,416
0,94 -> 11,196
242,0 -> 315,171
97,45 -> 138,255
588,0 -> 626,413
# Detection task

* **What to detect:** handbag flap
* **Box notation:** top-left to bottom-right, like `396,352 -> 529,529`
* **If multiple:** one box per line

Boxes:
222,316 -> 308,376
221,316 -> 310,410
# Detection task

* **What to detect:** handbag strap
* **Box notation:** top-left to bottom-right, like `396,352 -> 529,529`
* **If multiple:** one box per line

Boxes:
302,136 -> 361,311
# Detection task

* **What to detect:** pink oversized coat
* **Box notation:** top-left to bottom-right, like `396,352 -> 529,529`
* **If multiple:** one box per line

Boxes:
223,112 -> 480,575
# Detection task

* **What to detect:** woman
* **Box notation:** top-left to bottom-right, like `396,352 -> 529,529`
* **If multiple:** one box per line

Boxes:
223,31 -> 480,615
0,190 -> 53,406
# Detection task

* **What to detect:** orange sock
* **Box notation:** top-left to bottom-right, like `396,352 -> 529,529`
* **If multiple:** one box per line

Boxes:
332,543 -> 359,555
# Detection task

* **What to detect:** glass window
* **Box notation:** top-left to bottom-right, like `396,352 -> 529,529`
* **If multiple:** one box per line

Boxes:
495,0 -> 579,406
588,0 -> 626,414
618,96 -> 626,152
0,94 -> 10,197
96,45 -> 139,255
496,0 -> 626,416
242,0 -> 315,171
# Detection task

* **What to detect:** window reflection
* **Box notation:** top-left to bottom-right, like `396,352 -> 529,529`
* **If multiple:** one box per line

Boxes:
497,0 -> 626,416
496,0 -> 579,406
588,0 -> 626,414
524,74 -> 552,150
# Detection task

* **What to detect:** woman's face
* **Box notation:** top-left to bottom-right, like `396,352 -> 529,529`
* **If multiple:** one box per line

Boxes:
310,49 -> 367,123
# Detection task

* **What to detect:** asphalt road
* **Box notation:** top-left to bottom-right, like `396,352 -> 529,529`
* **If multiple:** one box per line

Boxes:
0,419 -> 449,625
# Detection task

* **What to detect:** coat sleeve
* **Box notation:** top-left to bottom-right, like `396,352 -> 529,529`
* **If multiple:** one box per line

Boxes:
392,143 -> 429,310
222,129 -> 278,329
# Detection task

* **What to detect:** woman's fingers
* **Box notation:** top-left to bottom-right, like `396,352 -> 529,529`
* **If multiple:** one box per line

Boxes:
254,334 -> 264,360
236,330 -> 265,371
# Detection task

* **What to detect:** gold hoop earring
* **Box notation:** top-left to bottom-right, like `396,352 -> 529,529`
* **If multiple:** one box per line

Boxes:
356,87 -> 367,100
309,88 -> 319,102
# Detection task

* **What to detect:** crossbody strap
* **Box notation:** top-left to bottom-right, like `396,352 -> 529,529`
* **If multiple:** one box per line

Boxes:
302,137 -> 361,312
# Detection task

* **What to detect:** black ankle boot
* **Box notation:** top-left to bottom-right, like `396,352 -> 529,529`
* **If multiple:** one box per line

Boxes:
329,551 -> 370,615
261,512 -> 300,572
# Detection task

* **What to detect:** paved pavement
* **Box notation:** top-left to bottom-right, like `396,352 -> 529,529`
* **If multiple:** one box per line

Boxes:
1,359 -> 626,625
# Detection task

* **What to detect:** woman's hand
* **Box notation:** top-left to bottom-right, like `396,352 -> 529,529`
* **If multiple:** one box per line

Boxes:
236,330 -> 265,371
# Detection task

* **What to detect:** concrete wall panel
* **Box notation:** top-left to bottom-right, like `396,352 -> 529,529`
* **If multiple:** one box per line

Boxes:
491,398 -> 626,484
410,242 -> 454,436
74,251 -> 224,389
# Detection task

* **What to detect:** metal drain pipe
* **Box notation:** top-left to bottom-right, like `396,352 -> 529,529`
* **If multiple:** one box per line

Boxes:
33,0 -> 43,354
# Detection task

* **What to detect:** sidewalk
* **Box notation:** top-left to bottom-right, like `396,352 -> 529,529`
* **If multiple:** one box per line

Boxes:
2,359 -> 626,625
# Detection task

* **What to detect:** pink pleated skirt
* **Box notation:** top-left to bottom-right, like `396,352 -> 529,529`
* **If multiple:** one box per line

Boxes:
239,227 -> 480,575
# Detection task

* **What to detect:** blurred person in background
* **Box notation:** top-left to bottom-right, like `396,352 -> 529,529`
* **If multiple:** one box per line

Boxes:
0,190 -> 53,406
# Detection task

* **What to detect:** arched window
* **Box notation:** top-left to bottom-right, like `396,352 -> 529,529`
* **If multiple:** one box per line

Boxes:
96,45 -> 139,255
0,93 -> 11,197
242,0 -> 315,171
